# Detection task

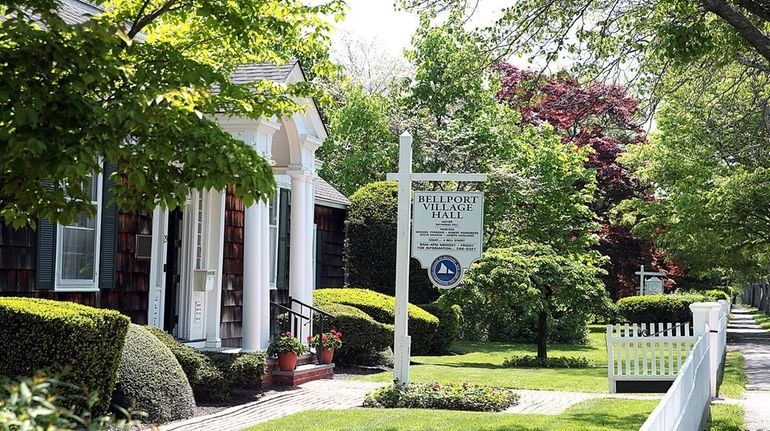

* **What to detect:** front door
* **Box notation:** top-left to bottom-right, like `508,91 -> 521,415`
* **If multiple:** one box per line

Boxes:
163,207 -> 183,335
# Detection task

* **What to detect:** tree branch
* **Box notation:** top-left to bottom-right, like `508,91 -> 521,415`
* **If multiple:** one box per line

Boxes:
701,0 -> 770,65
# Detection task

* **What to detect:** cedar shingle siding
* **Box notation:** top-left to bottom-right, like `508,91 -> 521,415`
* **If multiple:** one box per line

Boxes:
314,205 -> 346,288
0,211 -> 151,323
221,187 -> 245,347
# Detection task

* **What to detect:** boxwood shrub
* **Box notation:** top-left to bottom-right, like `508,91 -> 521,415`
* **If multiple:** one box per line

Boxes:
364,383 -> 519,412
616,294 -> 707,324
145,326 -> 266,401
313,300 -> 394,365
314,288 -> 439,355
0,297 -> 129,414
418,302 -> 461,354
502,355 -> 592,368
112,325 -> 195,423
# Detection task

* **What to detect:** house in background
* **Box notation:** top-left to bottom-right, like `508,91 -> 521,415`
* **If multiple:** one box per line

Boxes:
0,0 -> 348,355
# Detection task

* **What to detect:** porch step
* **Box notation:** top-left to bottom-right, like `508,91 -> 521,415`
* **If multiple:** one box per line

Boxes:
271,363 -> 335,386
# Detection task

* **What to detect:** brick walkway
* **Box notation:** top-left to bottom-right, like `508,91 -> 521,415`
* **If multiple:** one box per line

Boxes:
726,305 -> 770,431
160,378 -> 660,430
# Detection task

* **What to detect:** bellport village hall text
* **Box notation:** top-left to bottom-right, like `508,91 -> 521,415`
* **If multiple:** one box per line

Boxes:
416,193 -> 481,219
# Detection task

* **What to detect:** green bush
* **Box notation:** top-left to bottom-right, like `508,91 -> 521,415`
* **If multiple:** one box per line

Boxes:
343,181 -> 439,304
315,288 -> 439,355
146,327 -> 266,401
0,297 -> 129,414
418,302 -> 462,354
363,383 -> 519,412
313,301 -> 394,365
616,294 -> 707,324
112,325 -> 195,423
502,355 -> 592,368
704,289 -> 730,302
0,376 -> 141,430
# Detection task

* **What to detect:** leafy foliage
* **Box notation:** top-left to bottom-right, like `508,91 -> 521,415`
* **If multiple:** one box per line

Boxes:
113,325 -> 195,423
312,300 -> 394,366
363,383 -> 519,412
0,0 -> 342,226
0,297 -> 129,414
267,332 -> 307,356
444,244 -> 609,359
0,376 -> 140,430
418,303 -> 462,354
502,355 -> 592,369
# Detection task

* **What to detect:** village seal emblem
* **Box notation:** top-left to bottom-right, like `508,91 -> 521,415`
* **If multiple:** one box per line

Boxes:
429,255 -> 462,289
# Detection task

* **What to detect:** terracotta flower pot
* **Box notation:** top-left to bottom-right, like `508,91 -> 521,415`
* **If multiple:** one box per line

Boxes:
277,352 -> 298,371
318,347 -> 334,364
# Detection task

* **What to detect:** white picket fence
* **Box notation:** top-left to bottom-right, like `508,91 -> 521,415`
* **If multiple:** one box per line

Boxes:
638,300 -> 729,431
607,322 -> 696,392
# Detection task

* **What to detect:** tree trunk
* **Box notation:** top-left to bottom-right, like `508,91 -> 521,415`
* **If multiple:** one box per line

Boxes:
537,310 -> 548,361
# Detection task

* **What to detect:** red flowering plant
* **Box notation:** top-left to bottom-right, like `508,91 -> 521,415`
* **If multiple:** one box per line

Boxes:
308,329 -> 343,350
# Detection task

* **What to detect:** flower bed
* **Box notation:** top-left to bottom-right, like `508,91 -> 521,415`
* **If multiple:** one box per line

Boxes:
502,355 -> 592,368
363,383 -> 518,412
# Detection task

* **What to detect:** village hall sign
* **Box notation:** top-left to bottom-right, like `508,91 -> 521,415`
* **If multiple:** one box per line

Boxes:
412,191 -> 484,289
386,132 -> 486,387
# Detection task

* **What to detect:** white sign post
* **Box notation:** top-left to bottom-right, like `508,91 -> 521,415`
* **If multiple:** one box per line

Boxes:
386,132 -> 486,387
635,265 -> 666,296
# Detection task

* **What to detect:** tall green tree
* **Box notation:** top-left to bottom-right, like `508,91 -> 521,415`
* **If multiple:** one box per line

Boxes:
619,66 -> 770,280
1,0 -> 342,227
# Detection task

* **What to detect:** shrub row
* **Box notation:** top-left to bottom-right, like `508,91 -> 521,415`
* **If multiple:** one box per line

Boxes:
0,297 -> 129,414
113,325 -> 195,423
501,355 -> 592,369
364,383 -> 519,412
314,288 -> 449,359
312,300 -> 393,366
418,302 -> 462,354
146,326 -> 266,402
616,294 -> 708,324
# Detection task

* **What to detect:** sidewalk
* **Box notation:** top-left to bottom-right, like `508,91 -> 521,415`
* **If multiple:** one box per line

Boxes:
726,305 -> 770,431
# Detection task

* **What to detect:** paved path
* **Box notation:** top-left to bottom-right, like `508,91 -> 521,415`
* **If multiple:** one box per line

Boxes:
726,305 -> 770,431
160,378 -> 660,430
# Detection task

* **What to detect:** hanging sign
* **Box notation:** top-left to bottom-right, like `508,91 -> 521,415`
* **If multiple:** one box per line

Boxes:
411,191 -> 483,288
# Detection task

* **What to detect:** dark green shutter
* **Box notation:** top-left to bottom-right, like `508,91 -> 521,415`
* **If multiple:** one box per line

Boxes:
315,228 -> 323,289
35,218 -> 56,290
99,162 -> 118,289
276,188 -> 290,289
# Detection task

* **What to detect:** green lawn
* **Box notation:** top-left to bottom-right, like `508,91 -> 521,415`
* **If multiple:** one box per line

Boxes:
719,351 -> 747,399
707,404 -> 746,431
745,306 -> 770,331
350,326 -> 610,392
242,398 -> 658,431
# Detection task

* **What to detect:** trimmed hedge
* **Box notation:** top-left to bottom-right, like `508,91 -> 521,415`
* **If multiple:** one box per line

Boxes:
344,181 -> 439,304
0,297 -> 129,414
313,301 -> 394,365
418,303 -> 461,354
617,294 -> 707,324
315,288 -> 439,355
146,326 -> 266,401
502,355 -> 592,368
364,383 -> 519,412
113,325 -> 195,423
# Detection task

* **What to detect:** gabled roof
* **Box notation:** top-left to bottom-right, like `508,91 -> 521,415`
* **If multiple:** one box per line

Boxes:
59,0 -> 102,24
230,61 -> 298,84
315,177 -> 350,207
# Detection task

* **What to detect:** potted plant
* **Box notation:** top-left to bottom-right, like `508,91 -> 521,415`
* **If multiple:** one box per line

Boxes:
267,332 -> 307,371
309,329 -> 343,364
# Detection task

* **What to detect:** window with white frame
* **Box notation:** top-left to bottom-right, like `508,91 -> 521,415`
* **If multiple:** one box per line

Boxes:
269,192 -> 279,287
56,170 -> 102,291
195,191 -> 206,270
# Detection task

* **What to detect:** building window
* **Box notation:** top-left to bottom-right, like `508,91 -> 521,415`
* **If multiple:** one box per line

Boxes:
195,191 -> 205,269
56,170 -> 102,291
269,192 -> 279,287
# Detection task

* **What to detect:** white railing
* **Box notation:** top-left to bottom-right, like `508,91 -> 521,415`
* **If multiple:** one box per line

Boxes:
637,300 -> 729,431
607,323 -> 696,392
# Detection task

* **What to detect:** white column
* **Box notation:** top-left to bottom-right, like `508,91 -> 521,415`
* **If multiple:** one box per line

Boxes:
242,202 -> 264,351
288,170 -> 307,305
690,301 -> 721,398
393,132 -> 413,387
205,189 -> 226,348
305,174 -> 315,304
259,201 -> 271,350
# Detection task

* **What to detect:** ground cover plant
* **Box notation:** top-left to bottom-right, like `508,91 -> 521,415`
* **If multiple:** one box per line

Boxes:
363,383 -> 518,412
745,306 -> 770,331
719,352 -> 748,399
0,297 -> 129,413
706,404 -> 746,431
243,398 -> 658,431
502,355 -> 592,369
351,326 -> 610,392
